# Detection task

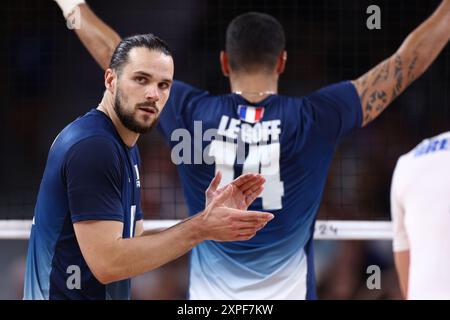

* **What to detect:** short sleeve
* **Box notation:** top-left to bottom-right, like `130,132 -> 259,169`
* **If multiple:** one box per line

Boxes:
64,136 -> 124,223
304,81 -> 362,144
135,203 -> 143,221
390,158 -> 410,252
158,80 -> 209,146
132,148 -> 144,221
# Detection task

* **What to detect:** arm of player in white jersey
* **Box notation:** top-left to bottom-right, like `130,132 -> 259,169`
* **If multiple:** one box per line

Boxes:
54,0 -> 121,70
390,159 -> 410,299
394,250 -> 410,299
352,0 -> 450,127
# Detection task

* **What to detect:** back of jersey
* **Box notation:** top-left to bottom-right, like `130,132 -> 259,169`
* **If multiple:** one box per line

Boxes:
391,131 -> 450,299
158,80 -> 361,299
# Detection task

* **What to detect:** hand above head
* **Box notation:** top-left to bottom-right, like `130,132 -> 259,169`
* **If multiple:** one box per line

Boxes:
54,0 -> 86,18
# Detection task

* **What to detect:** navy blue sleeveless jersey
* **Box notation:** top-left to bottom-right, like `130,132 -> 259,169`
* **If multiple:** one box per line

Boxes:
24,109 -> 143,300
158,80 -> 362,299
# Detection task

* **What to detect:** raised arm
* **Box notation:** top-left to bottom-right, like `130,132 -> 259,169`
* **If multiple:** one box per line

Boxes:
54,0 -> 121,70
352,1 -> 450,127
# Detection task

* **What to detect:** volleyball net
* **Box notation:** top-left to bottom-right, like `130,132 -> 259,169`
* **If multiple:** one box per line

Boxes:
1,0 -> 449,243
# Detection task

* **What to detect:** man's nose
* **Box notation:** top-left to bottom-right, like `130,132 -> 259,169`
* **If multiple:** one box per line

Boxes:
145,85 -> 160,102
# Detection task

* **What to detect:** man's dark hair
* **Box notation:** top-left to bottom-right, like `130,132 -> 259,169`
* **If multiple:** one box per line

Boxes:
226,12 -> 285,73
109,34 -> 172,74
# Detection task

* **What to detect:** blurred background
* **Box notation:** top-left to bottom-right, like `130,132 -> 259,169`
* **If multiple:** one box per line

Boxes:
0,0 -> 449,299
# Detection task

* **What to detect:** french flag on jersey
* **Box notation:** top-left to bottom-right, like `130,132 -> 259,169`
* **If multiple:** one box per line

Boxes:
238,105 -> 265,123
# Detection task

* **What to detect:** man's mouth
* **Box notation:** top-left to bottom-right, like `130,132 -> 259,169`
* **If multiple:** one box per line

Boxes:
138,106 -> 158,115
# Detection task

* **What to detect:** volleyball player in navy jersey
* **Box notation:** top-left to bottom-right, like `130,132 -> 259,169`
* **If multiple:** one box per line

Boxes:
24,33 -> 271,300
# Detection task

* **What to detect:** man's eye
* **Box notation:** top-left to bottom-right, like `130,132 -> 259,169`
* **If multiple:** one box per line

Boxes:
135,77 -> 147,84
159,82 -> 169,90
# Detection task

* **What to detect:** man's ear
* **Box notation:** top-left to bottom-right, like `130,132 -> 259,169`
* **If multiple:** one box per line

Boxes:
104,69 -> 116,93
276,51 -> 287,75
220,51 -> 231,77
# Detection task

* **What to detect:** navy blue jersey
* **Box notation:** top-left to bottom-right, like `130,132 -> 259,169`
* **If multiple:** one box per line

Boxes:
24,109 -> 143,300
158,80 -> 361,299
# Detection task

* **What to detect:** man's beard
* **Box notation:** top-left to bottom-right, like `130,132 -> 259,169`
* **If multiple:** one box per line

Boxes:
114,87 -> 159,134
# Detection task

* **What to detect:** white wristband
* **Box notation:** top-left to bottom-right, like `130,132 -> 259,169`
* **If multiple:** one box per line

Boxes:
54,0 -> 86,19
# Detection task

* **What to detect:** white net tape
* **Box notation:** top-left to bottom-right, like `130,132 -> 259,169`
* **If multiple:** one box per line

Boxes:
0,219 -> 392,240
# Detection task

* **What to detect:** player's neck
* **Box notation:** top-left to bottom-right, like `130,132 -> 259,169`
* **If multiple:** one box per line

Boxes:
97,90 -> 139,148
229,72 -> 278,103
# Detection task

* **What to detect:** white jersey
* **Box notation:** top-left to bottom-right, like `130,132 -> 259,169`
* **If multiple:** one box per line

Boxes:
391,131 -> 450,299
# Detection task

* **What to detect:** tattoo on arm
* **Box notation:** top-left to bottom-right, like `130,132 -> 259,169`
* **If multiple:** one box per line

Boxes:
354,58 -> 391,125
363,90 -> 388,124
354,49 -> 420,127
391,53 -> 404,103
407,52 -> 419,83
372,60 -> 390,86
